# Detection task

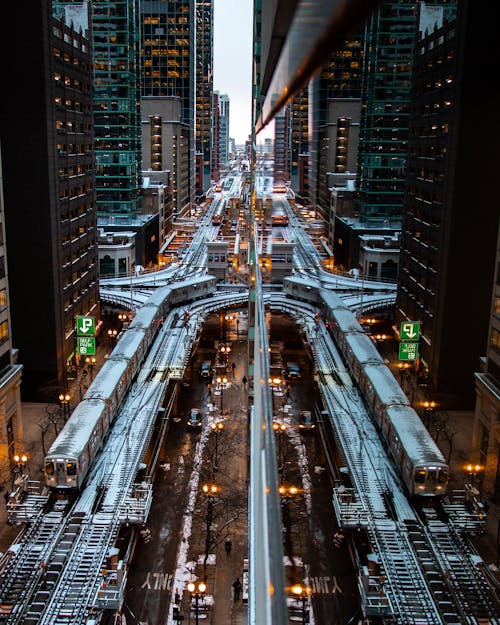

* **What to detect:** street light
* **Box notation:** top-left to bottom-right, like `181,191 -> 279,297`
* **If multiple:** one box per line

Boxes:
273,421 -> 287,472
202,483 -> 220,580
59,392 -> 71,422
187,580 -> 206,625
423,400 -> 436,428
210,420 -> 225,475
466,463 -> 483,488
13,454 -> 28,475
107,328 -> 118,346
85,356 -> 96,381
220,344 -> 231,371
291,583 -> 312,624
216,376 -> 228,416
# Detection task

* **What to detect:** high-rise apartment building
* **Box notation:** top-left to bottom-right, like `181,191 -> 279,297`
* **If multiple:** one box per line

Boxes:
273,109 -> 290,184
0,1 -> 99,397
397,1 -> 497,407
0,149 -> 24,486
140,0 -> 196,214
195,1 -> 214,196
355,1 -> 423,224
217,93 -> 230,166
211,92 -> 221,181
70,0 -> 143,218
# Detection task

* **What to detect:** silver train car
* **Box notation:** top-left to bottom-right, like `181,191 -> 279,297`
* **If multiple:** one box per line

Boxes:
318,289 -> 448,497
45,275 -> 217,491
283,281 -> 448,498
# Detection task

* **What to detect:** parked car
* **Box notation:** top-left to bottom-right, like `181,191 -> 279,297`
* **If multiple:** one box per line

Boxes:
187,408 -> 203,429
299,410 -> 315,430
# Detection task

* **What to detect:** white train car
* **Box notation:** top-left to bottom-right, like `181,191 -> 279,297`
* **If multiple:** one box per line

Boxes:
343,333 -> 384,381
45,399 -> 109,490
384,405 -> 448,497
360,363 -> 410,426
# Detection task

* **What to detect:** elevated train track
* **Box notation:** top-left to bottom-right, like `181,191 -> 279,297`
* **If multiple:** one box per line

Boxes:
1,184 -> 499,623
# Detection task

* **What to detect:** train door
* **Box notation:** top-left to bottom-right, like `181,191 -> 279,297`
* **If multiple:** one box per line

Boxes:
54,460 -> 67,486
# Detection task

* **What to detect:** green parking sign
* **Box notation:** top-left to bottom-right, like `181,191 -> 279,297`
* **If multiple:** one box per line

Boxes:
76,316 -> 95,336
77,336 -> 96,356
400,321 -> 420,341
399,341 -> 419,361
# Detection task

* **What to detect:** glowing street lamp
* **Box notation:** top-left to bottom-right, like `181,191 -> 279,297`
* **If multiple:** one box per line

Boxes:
291,583 -> 312,624
85,356 -> 96,381
59,392 -> 71,422
216,376 -> 228,415
187,580 -> 206,625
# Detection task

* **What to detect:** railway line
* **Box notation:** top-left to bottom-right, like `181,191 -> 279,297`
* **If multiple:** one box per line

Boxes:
1,182 -> 499,624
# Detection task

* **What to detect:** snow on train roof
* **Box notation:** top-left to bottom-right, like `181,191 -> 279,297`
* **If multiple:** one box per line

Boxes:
363,363 -> 409,406
84,358 -> 129,400
143,284 -> 172,308
46,399 -> 107,458
108,328 -> 145,360
331,308 -> 364,334
320,289 -> 347,310
127,304 -> 159,330
386,405 -> 446,465
345,333 -> 384,364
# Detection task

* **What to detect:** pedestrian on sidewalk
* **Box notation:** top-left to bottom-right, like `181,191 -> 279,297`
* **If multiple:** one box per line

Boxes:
233,577 -> 242,601
242,376 -> 247,387
231,362 -> 236,376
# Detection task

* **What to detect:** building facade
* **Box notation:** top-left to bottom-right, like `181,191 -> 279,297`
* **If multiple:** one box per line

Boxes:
140,0 -> 196,213
0,149 -> 24,487
195,0 -> 214,196
396,1 -> 498,406
0,1 -> 99,397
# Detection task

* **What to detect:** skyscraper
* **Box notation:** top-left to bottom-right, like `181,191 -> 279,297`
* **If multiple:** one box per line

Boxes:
217,93 -> 230,166
0,0 -> 99,397
195,0 -> 214,196
397,0 -> 497,406
140,0 -> 197,213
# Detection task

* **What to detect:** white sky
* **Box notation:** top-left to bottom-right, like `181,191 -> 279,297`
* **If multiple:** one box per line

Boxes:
213,0 -> 273,146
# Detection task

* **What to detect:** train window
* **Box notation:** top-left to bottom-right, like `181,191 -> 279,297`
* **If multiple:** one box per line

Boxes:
66,462 -> 77,476
439,470 -> 448,484
45,462 -> 54,475
415,469 -> 426,483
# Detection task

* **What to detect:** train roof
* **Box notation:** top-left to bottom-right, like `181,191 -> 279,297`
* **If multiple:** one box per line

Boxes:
84,357 -> 130,401
45,399 -> 108,459
345,333 -> 385,365
363,363 -> 410,407
143,285 -> 172,308
108,328 -> 146,361
320,289 -> 350,311
329,308 -> 364,334
127,304 -> 159,331
386,405 -> 446,466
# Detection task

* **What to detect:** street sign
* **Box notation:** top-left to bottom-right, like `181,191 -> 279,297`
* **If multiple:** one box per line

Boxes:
400,321 -> 420,341
77,336 -> 96,356
399,341 -> 419,361
76,316 -> 95,336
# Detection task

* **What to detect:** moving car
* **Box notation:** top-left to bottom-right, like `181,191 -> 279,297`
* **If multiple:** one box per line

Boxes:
199,360 -> 213,381
285,362 -> 302,380
188,408 -> 203,429
299,410 -> 315,430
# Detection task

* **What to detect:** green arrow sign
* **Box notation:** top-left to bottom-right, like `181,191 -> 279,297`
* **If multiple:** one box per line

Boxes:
400,321 -> 420,341
399,341 -> 419,361
77,336 -> 96,356
76,316 -> 95,336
